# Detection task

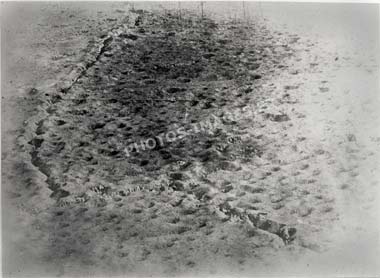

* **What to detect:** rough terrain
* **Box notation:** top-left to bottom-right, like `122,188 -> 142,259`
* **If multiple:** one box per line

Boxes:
2,3 -> 379,277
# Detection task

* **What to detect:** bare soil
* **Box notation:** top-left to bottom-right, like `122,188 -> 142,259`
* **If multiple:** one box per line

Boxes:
2,3 -> 379,277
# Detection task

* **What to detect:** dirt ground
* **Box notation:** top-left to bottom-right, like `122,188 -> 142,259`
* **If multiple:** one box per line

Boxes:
2,2 -> 132,275
1,2 -> 379,277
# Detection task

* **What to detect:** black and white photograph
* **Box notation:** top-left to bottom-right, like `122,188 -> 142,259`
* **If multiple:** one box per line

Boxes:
1,1 -> 379,277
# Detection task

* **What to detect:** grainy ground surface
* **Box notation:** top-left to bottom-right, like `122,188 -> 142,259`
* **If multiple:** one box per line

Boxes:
1,2 -> 379,277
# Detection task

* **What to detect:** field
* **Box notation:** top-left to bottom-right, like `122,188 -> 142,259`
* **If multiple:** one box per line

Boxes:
1,2 -> 379,277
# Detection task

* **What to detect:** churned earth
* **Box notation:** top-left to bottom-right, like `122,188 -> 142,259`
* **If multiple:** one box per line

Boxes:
2,2 -> 379,277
